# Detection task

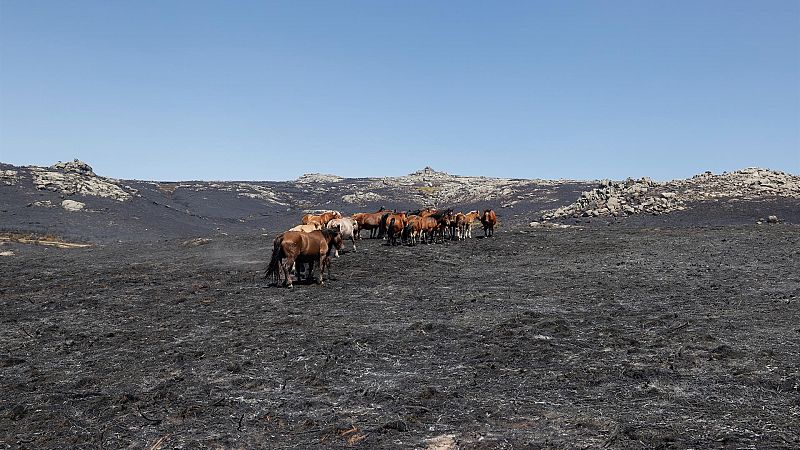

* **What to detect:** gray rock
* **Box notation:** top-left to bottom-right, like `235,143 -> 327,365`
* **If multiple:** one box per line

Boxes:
767,215 -> 779,224
1,170 -> 19,185
51,159 -> 95,176
61,199 -> 85,212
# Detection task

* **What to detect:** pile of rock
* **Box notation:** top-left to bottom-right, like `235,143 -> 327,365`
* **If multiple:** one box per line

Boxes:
50,159 -> 96,176
234,183 -> 289,205
541,177 -> 685,220
29,161 -> 133,201
295,173 -> 344,183
673,167 -> 800,201
1,170 -> 19,185
61,199 -> 86,212
375,167 -> 562,207
342,192 -> 383,204
541,168 -> 799,221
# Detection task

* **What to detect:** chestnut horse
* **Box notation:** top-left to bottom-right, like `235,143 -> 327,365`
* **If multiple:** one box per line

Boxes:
353,208 -> 387,239
384,212 -> 407,246
454,210 -> 481,239
266,228 -> 343,288
480,209 -> 497,237
302,211 -> 342,228
402,215 -> 438,245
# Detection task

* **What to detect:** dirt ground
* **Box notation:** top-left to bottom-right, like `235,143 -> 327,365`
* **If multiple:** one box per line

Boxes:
1,225 -> 799,449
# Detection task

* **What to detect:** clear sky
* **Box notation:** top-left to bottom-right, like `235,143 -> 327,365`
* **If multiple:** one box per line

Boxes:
1,1 -> 798,181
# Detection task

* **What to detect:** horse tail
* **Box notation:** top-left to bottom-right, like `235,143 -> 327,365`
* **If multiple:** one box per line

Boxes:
388,218 -> 396,244
378,212 -> 390,238
265,234 -> 284,284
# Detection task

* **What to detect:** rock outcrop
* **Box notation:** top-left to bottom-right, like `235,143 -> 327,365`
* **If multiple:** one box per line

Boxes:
1,170 -> 19,185
24,160 -> 135,201
542,168 -> 800,221
342,192 -> 383,204
61,199 -> 86,212
50,159 -> 96,176
366,167 -> 569,207
296,173 -> 344,183
541,177 -> 684,219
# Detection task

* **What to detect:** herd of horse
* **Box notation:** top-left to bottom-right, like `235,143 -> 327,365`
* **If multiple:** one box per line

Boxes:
266,207 -> 498,288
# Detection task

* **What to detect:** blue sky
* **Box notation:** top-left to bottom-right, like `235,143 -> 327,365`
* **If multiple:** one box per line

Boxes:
1,1 -> 798,181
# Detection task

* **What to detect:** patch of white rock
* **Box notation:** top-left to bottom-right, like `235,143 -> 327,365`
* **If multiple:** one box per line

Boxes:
541,168 -> 799,220
29,159 -> 134,201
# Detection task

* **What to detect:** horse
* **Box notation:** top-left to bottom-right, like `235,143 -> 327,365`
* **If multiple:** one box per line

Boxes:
302,211 -> 342,228
377,211 -> 394,239
265,228 -> 343,288
384,212 -> 407,246
401,215 -> 420,245
403,215 -> 438,245
454,210 -> 481,239
481,209 -> 497,237
353,209 -> 387,239
288,223 -> 322,233
427,209 -> 453,243
326,217 -> 358,256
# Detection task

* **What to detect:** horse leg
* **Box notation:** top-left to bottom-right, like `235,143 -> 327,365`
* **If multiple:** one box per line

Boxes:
282,257 -> 294,288
351,235 -> 357,252
317,253 -> 325,284
323,255 -> 332,281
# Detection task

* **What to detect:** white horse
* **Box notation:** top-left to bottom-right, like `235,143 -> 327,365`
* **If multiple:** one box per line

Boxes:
326,217 -> 358,256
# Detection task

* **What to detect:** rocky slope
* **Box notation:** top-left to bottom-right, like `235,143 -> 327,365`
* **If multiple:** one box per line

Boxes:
541,168 -> 800,221
0,161 -> 589,241
1,160 -> 797,241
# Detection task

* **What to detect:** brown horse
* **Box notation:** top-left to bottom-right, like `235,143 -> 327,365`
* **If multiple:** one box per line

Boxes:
384,212 -> 407,246
426,209 -> 453,243
480,209 -> 497,237
454,210 -> 481,239
353,209 -> 387,239
266,228 -> 343,288
403,215 -> 438,245
302,211 -> 342,227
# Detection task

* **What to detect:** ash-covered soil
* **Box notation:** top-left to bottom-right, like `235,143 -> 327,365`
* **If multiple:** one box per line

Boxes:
2,225 -> 799,448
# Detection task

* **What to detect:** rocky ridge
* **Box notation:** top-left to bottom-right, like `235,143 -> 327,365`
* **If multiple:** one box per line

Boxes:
9,159 -> 137,202
355,167 -> 574,208
541,168 -> 800,220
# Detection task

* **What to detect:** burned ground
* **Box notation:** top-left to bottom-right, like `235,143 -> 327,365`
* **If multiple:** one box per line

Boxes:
1,224 -> 799,448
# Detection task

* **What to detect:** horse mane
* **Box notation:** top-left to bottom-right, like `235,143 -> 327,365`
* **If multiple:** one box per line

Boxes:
321,228 -> 340,239
429,208 -> 452,220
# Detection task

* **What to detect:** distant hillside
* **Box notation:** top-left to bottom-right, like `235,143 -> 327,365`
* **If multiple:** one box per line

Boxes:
1,160 -> 798,241
0,160 -> 590,241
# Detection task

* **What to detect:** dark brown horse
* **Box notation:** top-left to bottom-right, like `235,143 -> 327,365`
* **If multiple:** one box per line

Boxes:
266,228 -> 343,288
480,209 -> 497,237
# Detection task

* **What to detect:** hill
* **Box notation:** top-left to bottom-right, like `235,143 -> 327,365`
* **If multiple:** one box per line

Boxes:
1,160 -> 798,242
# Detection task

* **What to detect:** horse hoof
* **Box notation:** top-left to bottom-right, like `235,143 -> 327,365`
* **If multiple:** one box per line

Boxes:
286,284 -> 294,289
